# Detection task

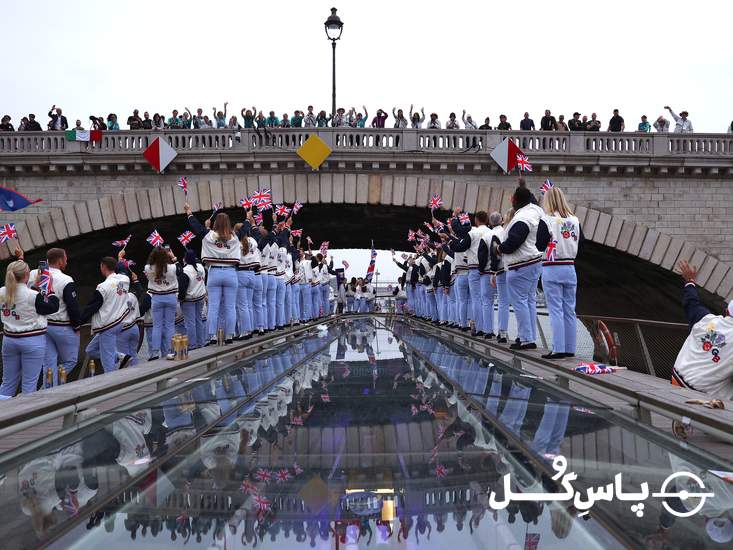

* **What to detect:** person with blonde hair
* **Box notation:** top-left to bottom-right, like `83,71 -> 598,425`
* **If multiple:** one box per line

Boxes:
185,204 -> 241,345
0,260 -> 59,397
541,184 -> 581,359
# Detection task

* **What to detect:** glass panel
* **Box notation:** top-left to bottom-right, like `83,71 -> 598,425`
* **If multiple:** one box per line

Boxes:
0,319 -> 730,549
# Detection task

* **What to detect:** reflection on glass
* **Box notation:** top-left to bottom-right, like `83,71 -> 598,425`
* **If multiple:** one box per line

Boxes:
0,319 -> 729,549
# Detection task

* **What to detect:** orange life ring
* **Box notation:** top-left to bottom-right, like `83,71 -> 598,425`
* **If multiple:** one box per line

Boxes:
596,320 -> 619,364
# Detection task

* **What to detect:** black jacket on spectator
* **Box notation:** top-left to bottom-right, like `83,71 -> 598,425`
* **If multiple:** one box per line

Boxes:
47,110 -> 68,130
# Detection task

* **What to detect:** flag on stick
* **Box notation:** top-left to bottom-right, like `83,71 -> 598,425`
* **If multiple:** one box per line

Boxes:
177,176 -> 188,195
112,234 -> 131,248
146,230 -> 164,247
178,230 -> 195,246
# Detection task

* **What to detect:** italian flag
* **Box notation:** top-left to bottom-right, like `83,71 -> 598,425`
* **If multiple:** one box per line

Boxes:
65,129 -> 102,142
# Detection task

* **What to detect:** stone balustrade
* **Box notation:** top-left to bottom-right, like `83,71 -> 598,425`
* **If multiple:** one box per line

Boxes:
1,128 -> 731,158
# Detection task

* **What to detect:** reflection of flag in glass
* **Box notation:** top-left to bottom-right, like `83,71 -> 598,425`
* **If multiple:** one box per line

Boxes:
293,462 -> 303,476
146,229 -> 164,247
524,533 -> 540,550
321,393 -> 330,403
254,495 -> 271,511
276,469 -> 292,483
319,241 -> 329,256
342,260 -> 349,269
365,242 -> 377,283
240,479 -> 258,495
178,230 -> 195,246
255,468 -> 273,483
435,464 -> 447,478
112,234 -> 131,248
575,362 -> 615,375
62,488 -> 80,516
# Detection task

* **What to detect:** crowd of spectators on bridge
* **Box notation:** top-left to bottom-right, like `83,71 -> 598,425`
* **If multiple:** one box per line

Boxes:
1,104 -> 727,134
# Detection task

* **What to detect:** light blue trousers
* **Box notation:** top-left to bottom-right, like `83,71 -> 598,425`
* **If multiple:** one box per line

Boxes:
44,325 -> 80,385
481,272 -> 510,335
0,334 -> 46,396
468,269 -> 484,331
289,284 -> 299,321
455,274 -> 470,327
346,296 -> 355,312
207,267 -> 238,338
86,323 -> 124,373
299,284 -> 311,320
151,293 -> 177,356
264,274 -> 277,329
542,265 -> 577,354
182,299 -> 206,348
310,285 -> 321,317
426,291 -> 438,320
532,400 -> 570,456
253,275 -> 265,330
507,262 -> 542,343
275,278 -> 286,327
406,285 -> 414,313
117,324 -> 140,367
236,270 -> 255,335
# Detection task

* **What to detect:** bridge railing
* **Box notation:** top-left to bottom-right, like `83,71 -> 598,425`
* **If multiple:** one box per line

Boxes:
1,129 -> 732,158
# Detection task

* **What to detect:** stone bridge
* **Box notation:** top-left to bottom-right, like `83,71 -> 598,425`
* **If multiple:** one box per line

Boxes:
0,128 -> 732,299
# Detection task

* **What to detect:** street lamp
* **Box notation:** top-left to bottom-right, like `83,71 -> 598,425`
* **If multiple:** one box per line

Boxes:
324,7 -> 344,121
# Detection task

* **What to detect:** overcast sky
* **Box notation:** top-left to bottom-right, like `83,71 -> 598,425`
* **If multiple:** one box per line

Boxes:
2,0 -> 732,133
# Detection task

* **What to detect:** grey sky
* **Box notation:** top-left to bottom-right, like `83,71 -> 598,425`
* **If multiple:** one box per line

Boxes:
2,0 -> 731,132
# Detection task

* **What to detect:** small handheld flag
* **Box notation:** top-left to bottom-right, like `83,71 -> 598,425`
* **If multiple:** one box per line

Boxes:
407,229 -> 416,242
177,176 -> 188,195
240,196 -> 253,209
319,241 -> 329,256
38,263 -> 54,298
209,202 -> 223,220
112,234 -> 131,249
146,229 -> 164,248
342,260 -> 349,269
275,204 -> 291,217
291,229 -> 303,237
178,230 -> 195,246
540,178 -> 554,194
0,187 -> 42,212
365,242 -> 377,283
254,213 -> 263,225
458,212 -> 470,224
292,202 -> 303,214
251,189 -> 271,206
516,153 -> 533,172
428,194 -> 443,210
0,223 -> 17,243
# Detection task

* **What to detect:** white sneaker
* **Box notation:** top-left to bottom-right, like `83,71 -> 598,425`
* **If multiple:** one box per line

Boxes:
166,353 -> 176,360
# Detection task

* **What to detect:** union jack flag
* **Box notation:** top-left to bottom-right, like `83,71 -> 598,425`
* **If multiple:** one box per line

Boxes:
177,176 -> 188,195
112,234 -> 131,248
292,201 -> 303,214
61,488 -> 80,516
290,415 -> 304,426
255,468 -> 273,483
240,479 -> 258,496
428,194 -> 443,210
276,469 -> 292,483
254,495 -> 271,511
240,196 -> 254,208
319,241 -> 329,256
458,212 -> 470,224
38,263 -> 53,297
291,229 -> 302,237
258,198 -> 273,210
407,229 -> 416,242
275,204 -> 291,217
365,242 -> 377,283
178,230 -> 195,246
415,229 -> 426,240
211,202 -> 223,215
120,258 -> 136,269
435,464 -> 447,478
146,229 -> 164,247
0,223 -> 17,243
524,533 -> 541,550
321,393 -> 330,403
254,213 -> 263,225
176,511 -> 189,530
342,260 -> 349,269
293,462 -> 303,476
545,240 -> 557,262
516,154 -> 533,172
251,189 -> 271,205
575,362 -> 616,375
540,178 -> 554,194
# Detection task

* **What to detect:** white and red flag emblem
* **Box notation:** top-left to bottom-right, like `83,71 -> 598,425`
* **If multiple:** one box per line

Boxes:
516,153 -> 533,172
292,202 -> 303,214
178,230 -> 195,246
276,469 -> 292,483
275,204 -> 291,217
251,189 -> 271,205
0,223 -> 17,243
240,196 -> 254,208
458,212 -> 470,224
428,194 -> 443,210
112,234 -> 131,248
255,468 -> 273,483
540,178 -> 554,194
489,137 -> 525,173
177,176 -> 188,195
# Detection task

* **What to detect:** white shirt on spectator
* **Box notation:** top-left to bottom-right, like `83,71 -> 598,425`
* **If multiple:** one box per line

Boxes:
668,110 -> 693,133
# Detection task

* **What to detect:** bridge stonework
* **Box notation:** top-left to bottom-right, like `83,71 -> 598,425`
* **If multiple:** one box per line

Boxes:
0,129 -> 732,299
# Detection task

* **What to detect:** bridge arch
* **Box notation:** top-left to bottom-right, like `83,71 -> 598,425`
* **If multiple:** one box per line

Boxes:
3,173 -> 731,301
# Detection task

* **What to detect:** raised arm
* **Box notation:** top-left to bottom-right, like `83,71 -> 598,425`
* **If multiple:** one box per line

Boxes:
184,203 -> 209,238
678,260 -> 712,328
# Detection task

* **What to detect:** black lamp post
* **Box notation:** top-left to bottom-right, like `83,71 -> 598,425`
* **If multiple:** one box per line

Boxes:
324,7 -> 344,121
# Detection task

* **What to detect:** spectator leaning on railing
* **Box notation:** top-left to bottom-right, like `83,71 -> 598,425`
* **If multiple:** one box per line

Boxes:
638,115 -> 651,132
568,112 -> 583,131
